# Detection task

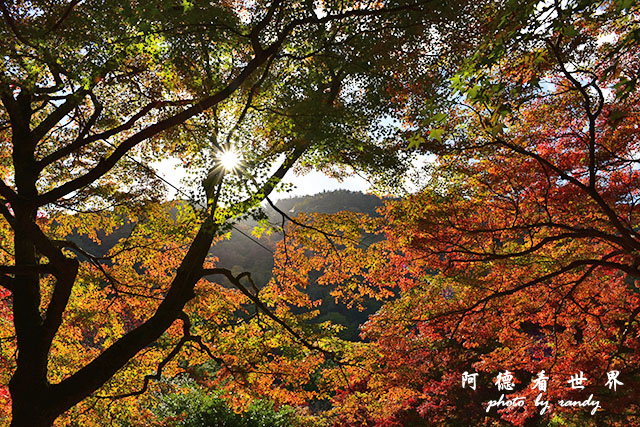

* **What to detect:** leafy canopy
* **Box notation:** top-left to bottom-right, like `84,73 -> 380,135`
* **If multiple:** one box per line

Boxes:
0,0 -> 495,425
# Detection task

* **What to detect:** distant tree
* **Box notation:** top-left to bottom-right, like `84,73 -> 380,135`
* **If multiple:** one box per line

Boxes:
150,376 -> 298,427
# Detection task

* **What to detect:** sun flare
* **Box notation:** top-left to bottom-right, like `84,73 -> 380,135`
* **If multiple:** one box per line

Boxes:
218,150 -> 240,171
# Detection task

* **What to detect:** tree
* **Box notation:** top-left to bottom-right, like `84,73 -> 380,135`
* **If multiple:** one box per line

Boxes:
271,1 -> 640,425
0,0 -> 496,425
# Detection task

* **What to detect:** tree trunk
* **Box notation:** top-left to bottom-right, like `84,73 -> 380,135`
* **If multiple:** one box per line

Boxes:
10,408 -> 56,427
9,382 -> 56,427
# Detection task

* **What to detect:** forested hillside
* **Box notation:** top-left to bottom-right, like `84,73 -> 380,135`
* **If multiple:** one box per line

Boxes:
212,190 -> 382,282
214,190 -> 385,340
70,190 -> 385,341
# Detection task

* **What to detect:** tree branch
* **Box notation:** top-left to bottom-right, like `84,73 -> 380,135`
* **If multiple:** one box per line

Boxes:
45,0 -> 83,35
202,267 -> 334,358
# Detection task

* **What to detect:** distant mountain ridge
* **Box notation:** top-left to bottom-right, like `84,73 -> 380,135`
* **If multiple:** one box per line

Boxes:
271,190 -> 384,216
211,190 -> 386,340
211,190 -> 384,284
70,190 -> 386,340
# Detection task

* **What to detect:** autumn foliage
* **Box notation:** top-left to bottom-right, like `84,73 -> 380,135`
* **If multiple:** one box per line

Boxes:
2,0 -> 640,426
268,1 -> 640,426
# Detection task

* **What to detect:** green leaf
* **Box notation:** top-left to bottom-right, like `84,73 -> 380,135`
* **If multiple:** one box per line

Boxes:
408,134 -> 425,149
432,112 -> 448,123
616,0 -> 634,11
429,128 -> 445,142
181,0 -> 194,12
489,123 -> 505,136
562,25 -> 579,37
450,74 -> 462,92
467,85 -> 481,100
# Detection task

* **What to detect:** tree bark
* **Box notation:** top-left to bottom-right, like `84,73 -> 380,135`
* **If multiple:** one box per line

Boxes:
9,385 -> 56,427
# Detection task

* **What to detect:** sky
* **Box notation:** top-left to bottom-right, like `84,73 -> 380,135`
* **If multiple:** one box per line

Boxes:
154,158 -> 372,203
274,170 -> 370,200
